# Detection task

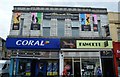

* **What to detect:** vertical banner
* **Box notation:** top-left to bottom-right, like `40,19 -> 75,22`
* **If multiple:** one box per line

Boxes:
80,14 -> 85,25
37,13 -> 42,24
13,13 -> 21,23
93,14 -> 98,31
86,14 -> 90,25
93,14 -> 97,24
31,12 -> 42,24
25,62 -> 31,76
47,62 -> 53,76
13,13 -> 21,30
52,62 -> 58,76
31,12 -> 42,30
31,13 -> 37,24
80,13 -> 91,31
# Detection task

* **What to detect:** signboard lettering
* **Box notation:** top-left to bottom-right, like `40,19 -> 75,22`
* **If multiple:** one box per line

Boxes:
16,40 -> 44,46
76,40 -> 113,48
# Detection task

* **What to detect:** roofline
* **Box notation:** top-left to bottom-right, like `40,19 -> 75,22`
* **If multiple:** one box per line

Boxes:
13,6 -> 107,10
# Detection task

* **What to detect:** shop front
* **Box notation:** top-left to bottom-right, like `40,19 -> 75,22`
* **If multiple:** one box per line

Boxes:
113,42 -> 120,77
6,38 -> 60,77
60,39 -> 113,77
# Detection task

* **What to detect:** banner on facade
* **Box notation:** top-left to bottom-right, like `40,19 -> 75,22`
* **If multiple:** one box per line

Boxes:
43,12 -> 79,20
6,38 -> 60,49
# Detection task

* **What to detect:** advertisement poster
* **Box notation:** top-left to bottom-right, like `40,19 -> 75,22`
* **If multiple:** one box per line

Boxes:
47,62 -> 53,76
92,14 -> 98,31
31,12 -> 42,30
52,62 -> 58,76
80,14 -> 91,31
25,62 -> 31,76
13,13 -> 21,30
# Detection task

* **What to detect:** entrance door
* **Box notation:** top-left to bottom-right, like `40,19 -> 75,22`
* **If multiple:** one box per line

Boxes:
74,62 -> 81,77
102,58 -> 115,77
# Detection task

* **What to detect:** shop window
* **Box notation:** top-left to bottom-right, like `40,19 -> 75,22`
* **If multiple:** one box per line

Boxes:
81,58 -> 100,76
64,59 -> 72,76
18,60 -> 31,76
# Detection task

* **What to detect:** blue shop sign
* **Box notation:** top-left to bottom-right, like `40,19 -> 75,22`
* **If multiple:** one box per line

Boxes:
6,38 -> 60,49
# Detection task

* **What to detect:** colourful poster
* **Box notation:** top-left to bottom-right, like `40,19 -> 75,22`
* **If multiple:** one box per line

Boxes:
80,14 -> 85,25
86,14 -> 90,25
37,13 -> 42,24
31,13 -> 37,24
13,13 -> 21,30
31,12 -> 42,30
31,12 -> 42,24
92,14 -> 97,24
13,13 -> 21,23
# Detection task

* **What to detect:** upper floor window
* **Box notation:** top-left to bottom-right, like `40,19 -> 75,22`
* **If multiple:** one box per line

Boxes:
72,27 -> 79,37
43,27 -> 50,36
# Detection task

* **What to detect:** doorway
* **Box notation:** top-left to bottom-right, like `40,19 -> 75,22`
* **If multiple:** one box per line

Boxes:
74,62 -> 81,77
102,58 -> 115,77
35,61 -> 47,77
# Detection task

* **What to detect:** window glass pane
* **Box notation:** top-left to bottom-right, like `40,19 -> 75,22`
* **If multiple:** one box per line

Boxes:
81,25 -> 91,31
43,20 -> 50,27
72,21 -> 79,27
72,27 -> 79,37
31,24 -> 40,30
43,27 -> 50,36
57,20 -> 65,37
93,24 -> 98,31
12,23 -> 19,30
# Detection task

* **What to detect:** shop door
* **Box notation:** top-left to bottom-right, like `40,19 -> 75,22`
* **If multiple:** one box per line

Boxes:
102,58 -> 115,77
74,62 -> 81,77
35,62 -> 47,77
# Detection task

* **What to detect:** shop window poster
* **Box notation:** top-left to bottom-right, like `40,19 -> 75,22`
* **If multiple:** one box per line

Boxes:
12,13 -> 21,30
52,62 -> 58,76
31,12 -> 42,30
47,62 -> 53,76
